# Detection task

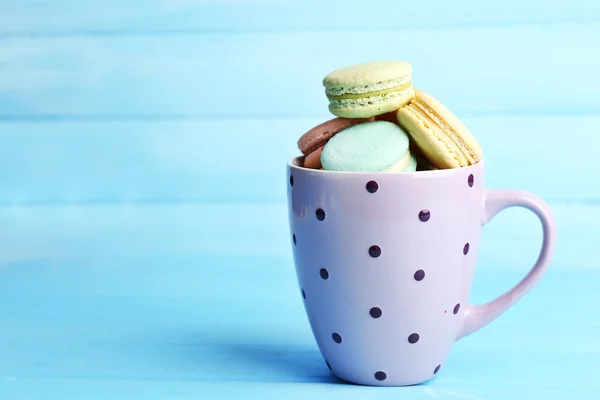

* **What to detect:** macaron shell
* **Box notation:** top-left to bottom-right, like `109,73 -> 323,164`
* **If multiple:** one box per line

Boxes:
396,109 -> 461,168
385,151 -> 418,172
415,153 -> 439,171
396,89 -> 482,168
323,60 -> 412,88
404,154 -> 417,172
375,111 -> 402,124
303,146 -> 324,169
320,121 -> 410,172
385,150 -> 411,172
328,88 -> 414,118
409,142 -> 438,170
323,60 -> 415,119
415,89 -> 483,161
297,117 -> 374,154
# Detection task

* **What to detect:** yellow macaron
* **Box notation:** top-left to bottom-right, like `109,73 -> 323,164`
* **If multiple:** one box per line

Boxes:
396,89 -> 483,169
323,60 -> 415,118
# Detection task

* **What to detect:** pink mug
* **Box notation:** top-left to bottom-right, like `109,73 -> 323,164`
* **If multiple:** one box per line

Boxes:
286,157 -> 556,386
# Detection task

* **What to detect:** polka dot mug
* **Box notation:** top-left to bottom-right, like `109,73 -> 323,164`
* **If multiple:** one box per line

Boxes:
287,157 -> 556,386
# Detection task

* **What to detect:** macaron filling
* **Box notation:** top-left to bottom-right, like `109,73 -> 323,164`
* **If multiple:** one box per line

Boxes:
329,86 -> 414,110
405,98 -> 479,166
325,76 -> 412,96
326,81 -> 412,100
385,150 -> 413,172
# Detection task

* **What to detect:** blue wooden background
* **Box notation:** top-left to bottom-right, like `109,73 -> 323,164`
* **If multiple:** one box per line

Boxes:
1,1 -> 599,399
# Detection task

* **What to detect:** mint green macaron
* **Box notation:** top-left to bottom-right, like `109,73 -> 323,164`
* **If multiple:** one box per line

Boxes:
404,154 -> 417,172
320,121 -> 411,172
323,60 -> 415,118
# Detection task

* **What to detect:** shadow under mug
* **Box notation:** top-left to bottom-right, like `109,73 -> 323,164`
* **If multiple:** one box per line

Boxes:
286,157 -> 556,386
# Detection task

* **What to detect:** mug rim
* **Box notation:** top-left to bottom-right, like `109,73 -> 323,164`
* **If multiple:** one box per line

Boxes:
287,156 -> 484,176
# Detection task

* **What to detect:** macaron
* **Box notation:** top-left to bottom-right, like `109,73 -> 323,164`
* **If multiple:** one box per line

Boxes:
410,144 -> 438,171
323,60 -> 415,118
320,121 -> 414,172
396,89 -> 483,169
297,117 -> 374,169
375,111 -> 401,124
403,153 -> 417,172
415,153 -> 438,171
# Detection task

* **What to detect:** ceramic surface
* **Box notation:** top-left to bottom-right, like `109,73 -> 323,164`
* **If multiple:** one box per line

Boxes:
287,158 -> 556,386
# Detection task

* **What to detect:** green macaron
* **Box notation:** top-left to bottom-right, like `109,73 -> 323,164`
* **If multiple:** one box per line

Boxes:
320,121 -> 412,172
323,60 -> 416,118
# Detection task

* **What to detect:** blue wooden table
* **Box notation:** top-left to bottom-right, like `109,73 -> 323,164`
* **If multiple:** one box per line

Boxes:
1,1 -> 600,399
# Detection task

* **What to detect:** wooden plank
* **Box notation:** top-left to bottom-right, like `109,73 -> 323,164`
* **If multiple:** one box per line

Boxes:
0,202 -> 597,398
1,379 -> 598,400
0,23 -> 600,117
0,116 -> 597,203
2,1 -> 600,35
0,202 -> 591,271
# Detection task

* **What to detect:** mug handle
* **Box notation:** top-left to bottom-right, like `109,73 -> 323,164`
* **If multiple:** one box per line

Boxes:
457,189 -> 557,339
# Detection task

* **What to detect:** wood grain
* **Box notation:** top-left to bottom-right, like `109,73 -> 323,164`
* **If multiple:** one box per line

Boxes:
1,24 -> 599,118
0,116 -> 596,203
0,3 -> 597,398
2,1 -> 600,34
0,202 -> 597,397
0,202 -> 591,271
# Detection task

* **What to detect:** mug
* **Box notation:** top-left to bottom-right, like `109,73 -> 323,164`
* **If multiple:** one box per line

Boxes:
286,157 -> 556,386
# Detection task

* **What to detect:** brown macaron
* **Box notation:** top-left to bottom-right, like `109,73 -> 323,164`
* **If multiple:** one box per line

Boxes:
297,117 -> 374,169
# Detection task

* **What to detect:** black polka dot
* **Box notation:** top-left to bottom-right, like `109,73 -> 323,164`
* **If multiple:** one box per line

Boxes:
292,234 -> 296,245
375,371 -> 387,381
453,303 -> 460,314
320,268 -> 329,280
468,174 -> 474,187
419,210 -> 431,222
408,333 -> 420,344
463,243 -> 470,255
301,289 -> 306,299
434,365 -> 441,374
366,180 -> 379,193
326,361 -> 332,370
332,333 -> 342,343
369,245 -> 381,258
414,269 -> 425,281
290,175 -> 294,187
370,307 -> 382,318
316,208 -> 326,221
